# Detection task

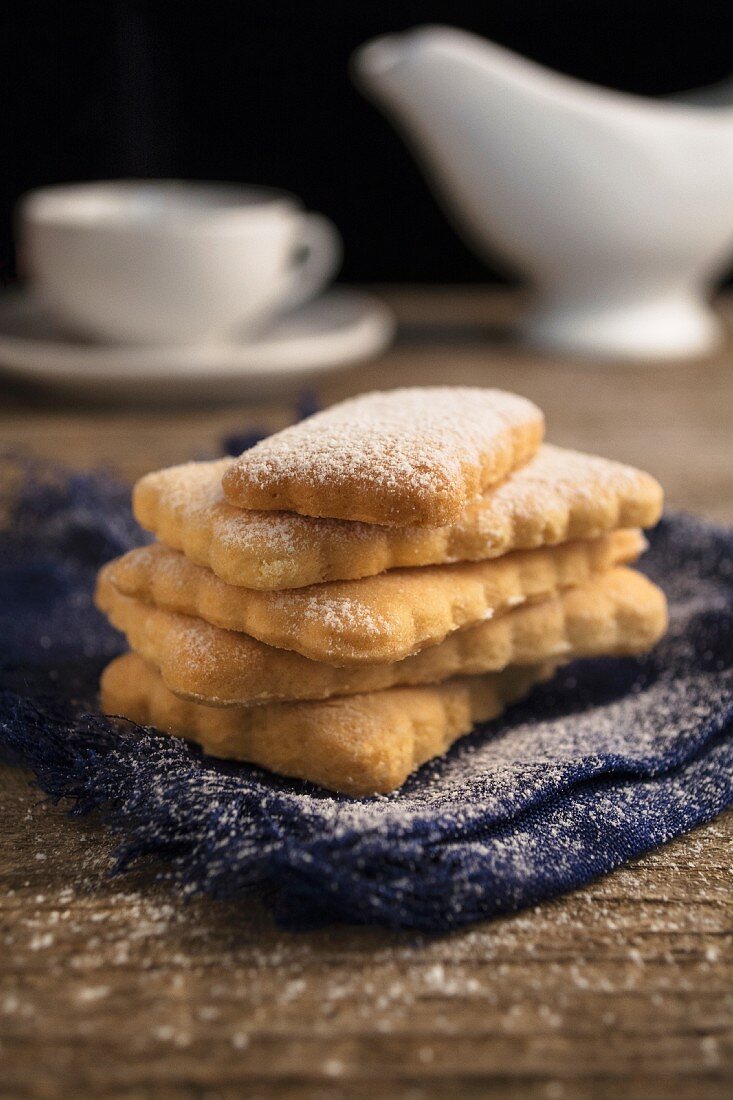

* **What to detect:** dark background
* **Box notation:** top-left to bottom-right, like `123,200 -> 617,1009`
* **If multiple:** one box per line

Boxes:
2,0 -> 732,284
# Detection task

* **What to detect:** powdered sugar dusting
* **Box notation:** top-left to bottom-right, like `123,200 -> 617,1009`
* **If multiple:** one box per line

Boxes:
230,387 -> 539,486
467,445 -> 660,534
143,460 -> 231,513
137,457 -> 373,555
274,593 -> 392,638
222,388 -> 543,523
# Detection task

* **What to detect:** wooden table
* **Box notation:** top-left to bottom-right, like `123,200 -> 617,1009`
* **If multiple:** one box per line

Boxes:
2,288 -> 732,1099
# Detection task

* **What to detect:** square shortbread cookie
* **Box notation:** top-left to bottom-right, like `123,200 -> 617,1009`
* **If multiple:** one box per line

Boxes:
101,653 -> 556,796
221,388 -> 544,527
95,567 -> 668,708
133,445 -> 663,591
101,529 -> 645,666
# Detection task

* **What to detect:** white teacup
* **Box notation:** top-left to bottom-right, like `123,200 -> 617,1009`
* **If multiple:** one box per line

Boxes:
17,180 -> 342,346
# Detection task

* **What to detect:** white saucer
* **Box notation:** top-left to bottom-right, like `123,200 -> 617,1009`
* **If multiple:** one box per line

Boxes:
0,288 -> 395,402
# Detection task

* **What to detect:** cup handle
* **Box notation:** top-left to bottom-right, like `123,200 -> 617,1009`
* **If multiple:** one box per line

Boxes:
279,213 -> 342,312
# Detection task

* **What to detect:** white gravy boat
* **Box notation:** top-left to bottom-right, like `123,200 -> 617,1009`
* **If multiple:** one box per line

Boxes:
354,26 -> 733,359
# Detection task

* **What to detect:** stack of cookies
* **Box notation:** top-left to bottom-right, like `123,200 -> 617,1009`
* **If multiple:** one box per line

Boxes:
96,388 -> 667,796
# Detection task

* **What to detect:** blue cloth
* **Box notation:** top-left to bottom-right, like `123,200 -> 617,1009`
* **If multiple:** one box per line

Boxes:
1,454 -> 732,932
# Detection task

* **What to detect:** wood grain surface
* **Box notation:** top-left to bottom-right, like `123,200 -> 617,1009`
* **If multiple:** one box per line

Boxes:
1,288 -> 732,1099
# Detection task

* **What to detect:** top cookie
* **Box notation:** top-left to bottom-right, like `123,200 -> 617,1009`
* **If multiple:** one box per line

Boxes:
221,387 -> 544,527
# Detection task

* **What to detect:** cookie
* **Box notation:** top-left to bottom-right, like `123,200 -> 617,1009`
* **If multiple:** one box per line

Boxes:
95,567 -> 667,707
102,529 -> 646,666
133,445 -> 664,591
100,653 -> 555,796
221,387 -> 544,527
